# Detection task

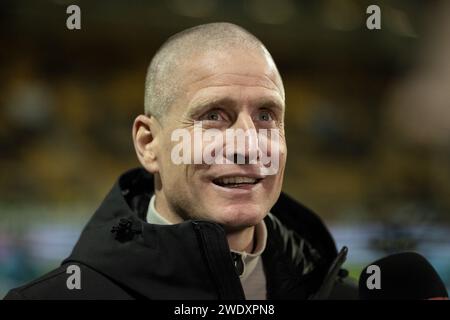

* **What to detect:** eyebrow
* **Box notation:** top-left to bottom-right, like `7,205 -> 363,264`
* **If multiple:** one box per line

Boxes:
253,97 -> 284,113
186,96 -> 284,118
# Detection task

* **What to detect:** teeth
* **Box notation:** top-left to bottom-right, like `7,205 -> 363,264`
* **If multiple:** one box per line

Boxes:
217,176 -> 257,185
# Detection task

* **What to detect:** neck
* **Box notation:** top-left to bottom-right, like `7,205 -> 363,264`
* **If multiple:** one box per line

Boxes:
153,187 -> 184,224
227,226 -> 255,253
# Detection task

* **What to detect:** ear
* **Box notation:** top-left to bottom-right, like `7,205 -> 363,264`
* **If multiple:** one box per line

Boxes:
132,114 -> 160,174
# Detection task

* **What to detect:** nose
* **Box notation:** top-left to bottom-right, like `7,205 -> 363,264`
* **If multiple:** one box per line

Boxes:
232,112 -> 256,131
225,112 -> 259,165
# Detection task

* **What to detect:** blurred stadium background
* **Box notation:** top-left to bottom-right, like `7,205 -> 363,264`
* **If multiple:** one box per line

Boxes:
0,0 -> 449,297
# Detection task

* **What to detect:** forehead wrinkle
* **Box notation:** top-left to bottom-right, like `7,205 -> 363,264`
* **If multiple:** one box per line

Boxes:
189,84 -> 283,108
190,83 -> 283,95
185,75 -> 284,104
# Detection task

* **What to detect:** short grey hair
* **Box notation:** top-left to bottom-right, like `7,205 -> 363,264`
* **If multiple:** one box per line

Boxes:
144,22 -> 282,120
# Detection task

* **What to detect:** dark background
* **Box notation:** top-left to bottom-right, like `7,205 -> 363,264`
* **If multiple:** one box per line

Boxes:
1,0 -> 449,297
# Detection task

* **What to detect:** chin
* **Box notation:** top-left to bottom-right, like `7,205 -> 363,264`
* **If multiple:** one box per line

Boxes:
211,204 -> 267,229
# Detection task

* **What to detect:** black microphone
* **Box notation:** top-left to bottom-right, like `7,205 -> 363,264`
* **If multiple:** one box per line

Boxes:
358,252 -> 448,300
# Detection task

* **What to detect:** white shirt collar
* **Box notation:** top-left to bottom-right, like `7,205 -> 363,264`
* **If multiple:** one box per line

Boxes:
147,194 -> 173,225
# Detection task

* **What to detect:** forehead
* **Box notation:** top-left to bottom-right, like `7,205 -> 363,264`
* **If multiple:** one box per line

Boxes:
179,48 -> 284,109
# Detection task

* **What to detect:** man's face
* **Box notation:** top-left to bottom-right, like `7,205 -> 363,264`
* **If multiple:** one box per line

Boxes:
153,48 -> 286,230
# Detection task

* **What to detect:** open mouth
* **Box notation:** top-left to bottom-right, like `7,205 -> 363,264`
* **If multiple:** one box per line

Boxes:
212,176 -> 263,188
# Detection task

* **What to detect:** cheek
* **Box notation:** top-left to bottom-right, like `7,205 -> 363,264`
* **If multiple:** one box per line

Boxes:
265,175 -> 284,195
278,135 -> 287,160
276,139 -> 287,174
158,139 -> 187,185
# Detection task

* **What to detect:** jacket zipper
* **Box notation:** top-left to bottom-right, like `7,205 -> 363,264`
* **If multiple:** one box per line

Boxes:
192,221 -> 246,299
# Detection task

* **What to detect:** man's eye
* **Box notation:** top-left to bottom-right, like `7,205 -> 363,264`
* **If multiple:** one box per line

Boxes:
203,110 -> 223,121
257,110 -> 273,122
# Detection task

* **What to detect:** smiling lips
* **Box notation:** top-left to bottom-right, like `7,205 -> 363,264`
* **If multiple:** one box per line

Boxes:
212,176 -> 263,188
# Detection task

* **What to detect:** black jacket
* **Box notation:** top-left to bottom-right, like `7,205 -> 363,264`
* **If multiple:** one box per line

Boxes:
4,168 -> 357,300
